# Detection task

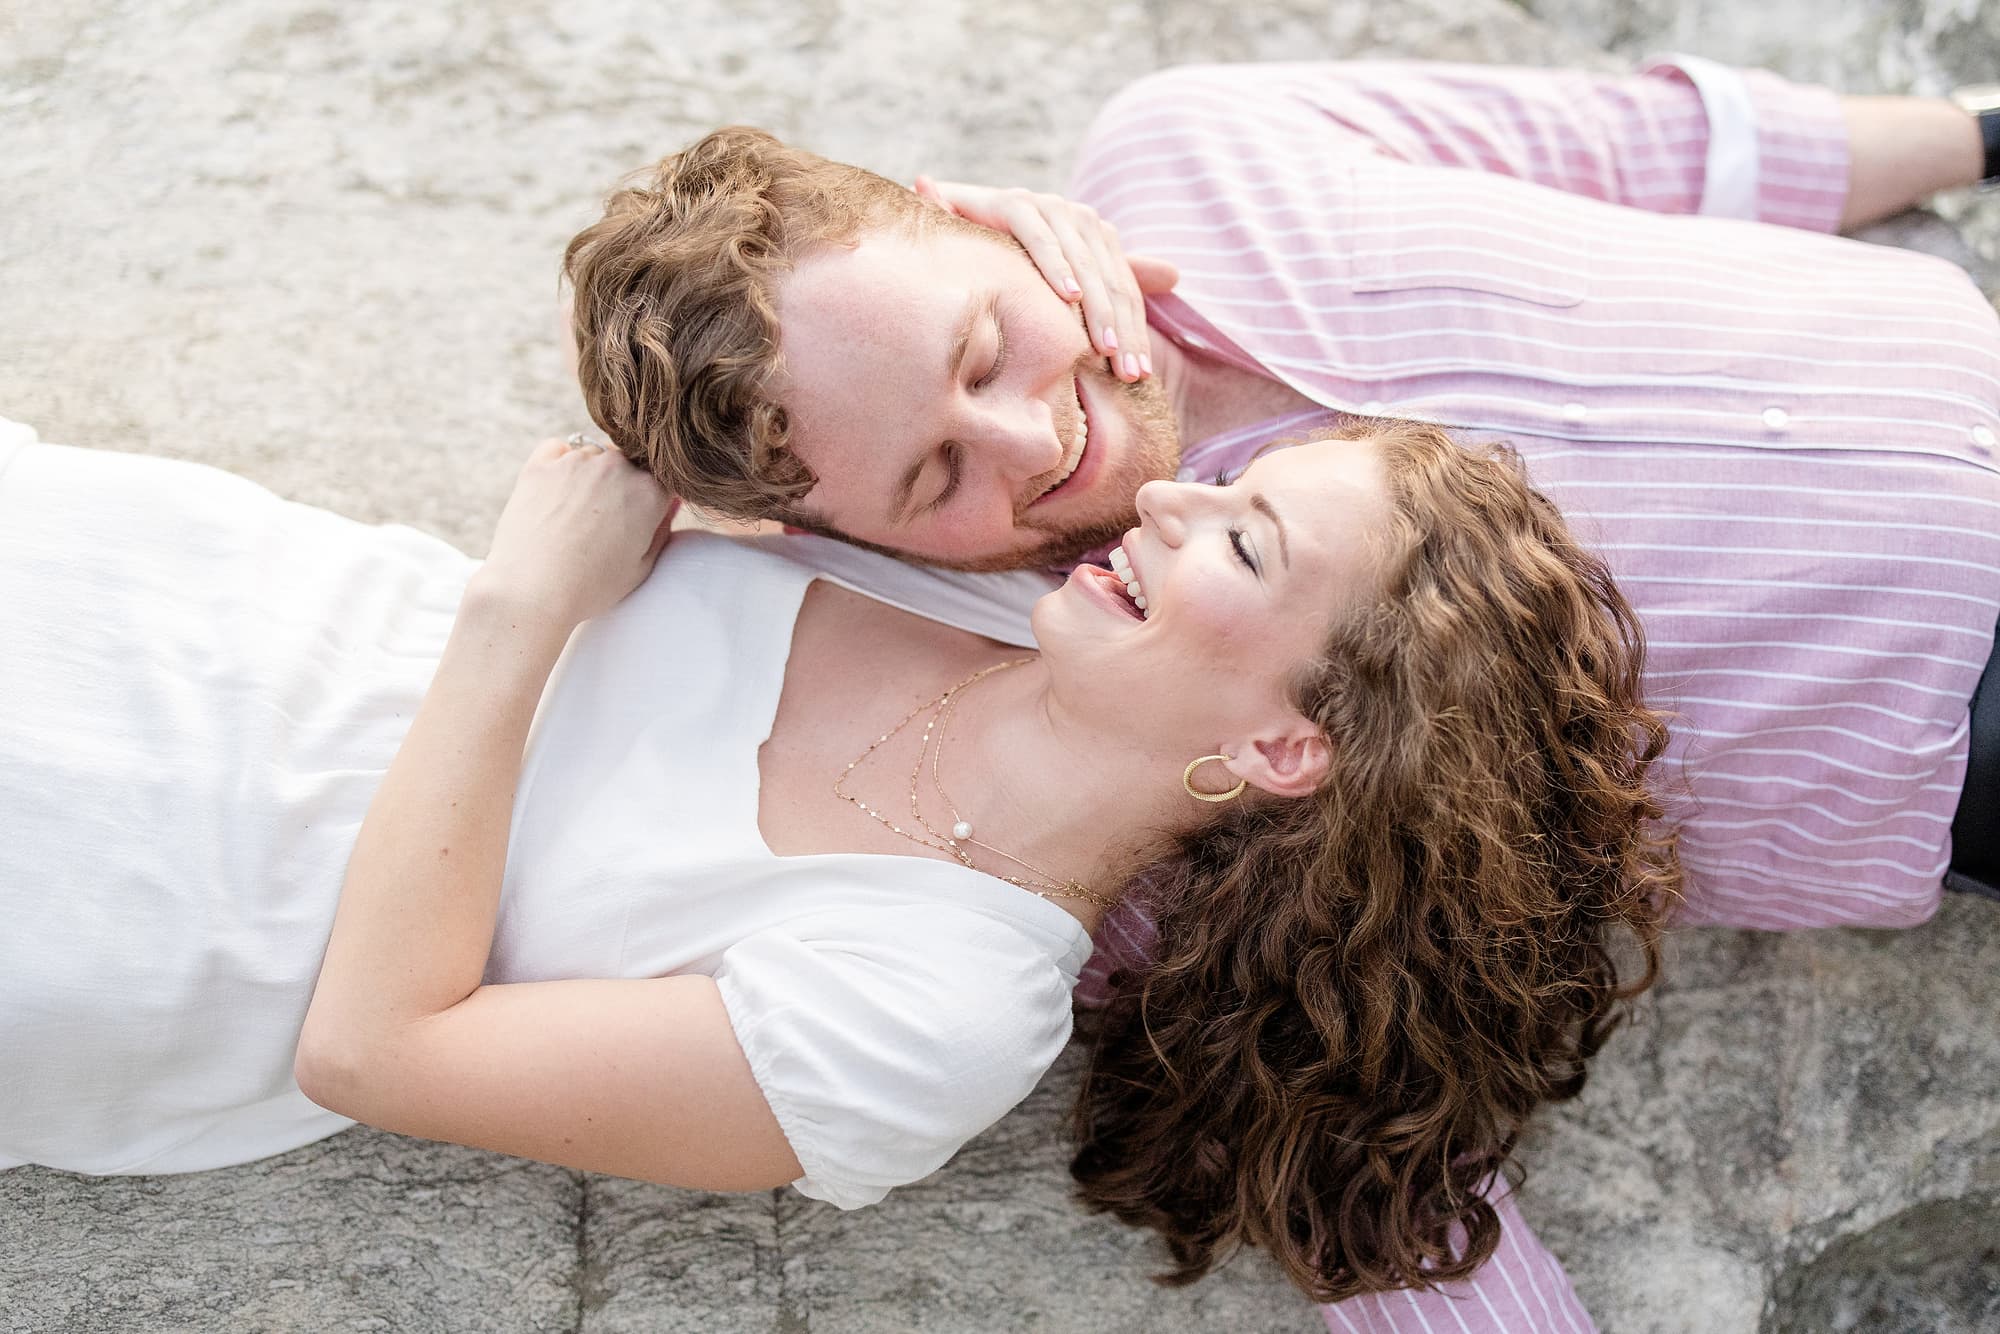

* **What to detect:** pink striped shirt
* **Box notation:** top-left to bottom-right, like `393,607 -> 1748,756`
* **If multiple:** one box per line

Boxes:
1073,58 -> 2000,932
1064,58 -> 2000,1331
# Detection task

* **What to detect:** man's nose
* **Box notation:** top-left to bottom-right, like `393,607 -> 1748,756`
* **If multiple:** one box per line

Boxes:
974,403 -> 1067,483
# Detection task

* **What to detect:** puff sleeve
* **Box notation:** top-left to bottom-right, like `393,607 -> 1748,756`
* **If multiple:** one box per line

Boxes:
712,903 -> 1077,1210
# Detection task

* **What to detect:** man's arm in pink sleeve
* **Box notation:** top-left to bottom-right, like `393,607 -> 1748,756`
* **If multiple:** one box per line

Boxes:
1619,61 -> 1987,233
1629,58 -> 1849,231
1078,61 -> 1986,241
1281,57 -> 1855,230
1318,1177 -> 1597,1334
1326,58 -> 1985,233
1076,60 -> 1854,229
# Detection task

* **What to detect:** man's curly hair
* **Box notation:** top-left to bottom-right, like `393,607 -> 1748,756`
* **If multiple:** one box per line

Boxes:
1072,417 -> 1679,1302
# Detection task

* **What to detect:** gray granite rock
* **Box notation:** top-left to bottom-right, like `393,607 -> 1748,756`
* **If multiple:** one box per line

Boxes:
1515,0 -> 2000,91
1769,1193 -> 2000,1334
1521,896 -> 2000,1333
0,1133 -> 580,1333
0,3 -> 1994,1332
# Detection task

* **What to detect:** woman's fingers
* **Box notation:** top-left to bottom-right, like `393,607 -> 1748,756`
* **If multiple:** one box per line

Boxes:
912,173 -> 955,212
482,437 -> 675,627
1039,207 -> 1131,379
925,182 -> 1084,301
990,189 -> 1086,302
912,177 -> 1153,380
1005,190 -> 1140,381
1078,210 -> 1152,380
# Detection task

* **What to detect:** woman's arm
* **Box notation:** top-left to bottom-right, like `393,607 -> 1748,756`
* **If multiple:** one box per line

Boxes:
295,439 -> 801,1189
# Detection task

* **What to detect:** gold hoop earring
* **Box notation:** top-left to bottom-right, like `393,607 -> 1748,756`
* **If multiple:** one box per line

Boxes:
1182,754 -> 1247,803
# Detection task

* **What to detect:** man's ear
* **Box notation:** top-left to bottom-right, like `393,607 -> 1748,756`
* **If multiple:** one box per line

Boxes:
1224,716 -> 1330,801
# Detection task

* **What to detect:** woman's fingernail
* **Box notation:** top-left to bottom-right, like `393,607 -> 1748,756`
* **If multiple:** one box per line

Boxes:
1122,353 -> 1138,378
1139,353 -> 1153,376
1063,275 -> 1082,296
1102,326 -> 1119,351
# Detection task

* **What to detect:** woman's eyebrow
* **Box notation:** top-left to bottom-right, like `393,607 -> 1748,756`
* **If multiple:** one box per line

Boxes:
1251,493 -> 1291,568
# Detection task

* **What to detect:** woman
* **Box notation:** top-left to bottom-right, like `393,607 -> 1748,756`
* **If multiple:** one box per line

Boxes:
0,412 -> 1669,1288
1071,417 -> 1680,1302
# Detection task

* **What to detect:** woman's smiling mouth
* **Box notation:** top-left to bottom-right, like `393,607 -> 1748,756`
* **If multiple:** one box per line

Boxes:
1107,544 -> 1149,615
1075,562 -> 1146,620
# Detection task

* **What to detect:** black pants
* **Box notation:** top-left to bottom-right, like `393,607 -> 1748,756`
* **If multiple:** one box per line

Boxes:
1946,613 -> 2000,901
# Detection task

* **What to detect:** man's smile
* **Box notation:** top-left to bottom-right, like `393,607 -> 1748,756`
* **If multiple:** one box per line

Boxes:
1028,375 -> 1104,509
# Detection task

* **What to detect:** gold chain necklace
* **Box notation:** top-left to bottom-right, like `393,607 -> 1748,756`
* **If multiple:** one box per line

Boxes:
915,676 -> 1119,908
832,658 -> 1116,911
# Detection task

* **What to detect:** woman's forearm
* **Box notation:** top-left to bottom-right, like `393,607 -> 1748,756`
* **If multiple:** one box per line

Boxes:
299,436 -> 669,1088
303,578 -> 571,1045
1840,95 -> 1985,230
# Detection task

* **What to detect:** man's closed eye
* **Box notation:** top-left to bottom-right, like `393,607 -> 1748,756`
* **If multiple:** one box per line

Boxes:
923,444 -> 964,515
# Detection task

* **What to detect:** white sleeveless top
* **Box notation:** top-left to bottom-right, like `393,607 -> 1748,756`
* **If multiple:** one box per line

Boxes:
0,422 -> 1079,1209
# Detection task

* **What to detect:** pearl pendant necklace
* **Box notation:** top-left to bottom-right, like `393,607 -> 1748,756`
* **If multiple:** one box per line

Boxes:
830,658 -> 1116,912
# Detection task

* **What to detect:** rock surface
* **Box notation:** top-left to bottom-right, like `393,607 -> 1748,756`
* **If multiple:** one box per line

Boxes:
0,3 -> 1995,1331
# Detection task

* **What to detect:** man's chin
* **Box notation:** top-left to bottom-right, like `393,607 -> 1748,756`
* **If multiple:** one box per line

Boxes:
922,521 -> 1126,574
1025,512 -> 1143,570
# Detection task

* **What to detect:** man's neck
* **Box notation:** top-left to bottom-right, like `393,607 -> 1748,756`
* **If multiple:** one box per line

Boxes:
1150,326 -> 1321,455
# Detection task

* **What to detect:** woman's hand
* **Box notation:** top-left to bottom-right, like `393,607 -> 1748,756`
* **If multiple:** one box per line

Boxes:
475,437 -> 679,629
913,177 -> 1179,384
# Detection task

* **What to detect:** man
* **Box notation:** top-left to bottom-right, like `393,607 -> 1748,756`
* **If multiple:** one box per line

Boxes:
565,58 -> 2000,1331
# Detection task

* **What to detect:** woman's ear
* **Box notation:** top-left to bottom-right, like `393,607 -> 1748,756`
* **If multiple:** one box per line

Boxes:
1225,716 -> 1330,801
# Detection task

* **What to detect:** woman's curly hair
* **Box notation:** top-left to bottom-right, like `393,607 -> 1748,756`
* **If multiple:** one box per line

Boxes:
1071,417 -> 1680,1302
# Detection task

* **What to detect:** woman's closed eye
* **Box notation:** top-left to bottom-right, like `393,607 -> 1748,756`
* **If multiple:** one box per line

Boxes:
1229,525 -> 1259,574
1202,470 -> 1260,571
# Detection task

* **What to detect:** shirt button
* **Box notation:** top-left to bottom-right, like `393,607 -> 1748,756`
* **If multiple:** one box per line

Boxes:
1762,407 -> 1790,431
1562,402 -> 1587,422
1359,400 -> 1384,416
1973,424 -> 1997,455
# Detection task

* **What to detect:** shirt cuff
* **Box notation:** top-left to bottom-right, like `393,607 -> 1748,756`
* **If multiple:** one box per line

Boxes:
1642,53 -> 1850,233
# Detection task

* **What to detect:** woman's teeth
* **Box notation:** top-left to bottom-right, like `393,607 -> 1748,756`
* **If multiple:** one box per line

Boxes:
1108,546 -> 1148,616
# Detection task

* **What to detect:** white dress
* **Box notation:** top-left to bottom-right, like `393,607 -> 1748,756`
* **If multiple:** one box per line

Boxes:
0,421 -> 1079,1209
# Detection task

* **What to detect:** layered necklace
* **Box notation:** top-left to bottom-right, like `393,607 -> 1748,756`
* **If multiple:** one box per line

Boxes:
832,658 -> 1117,911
